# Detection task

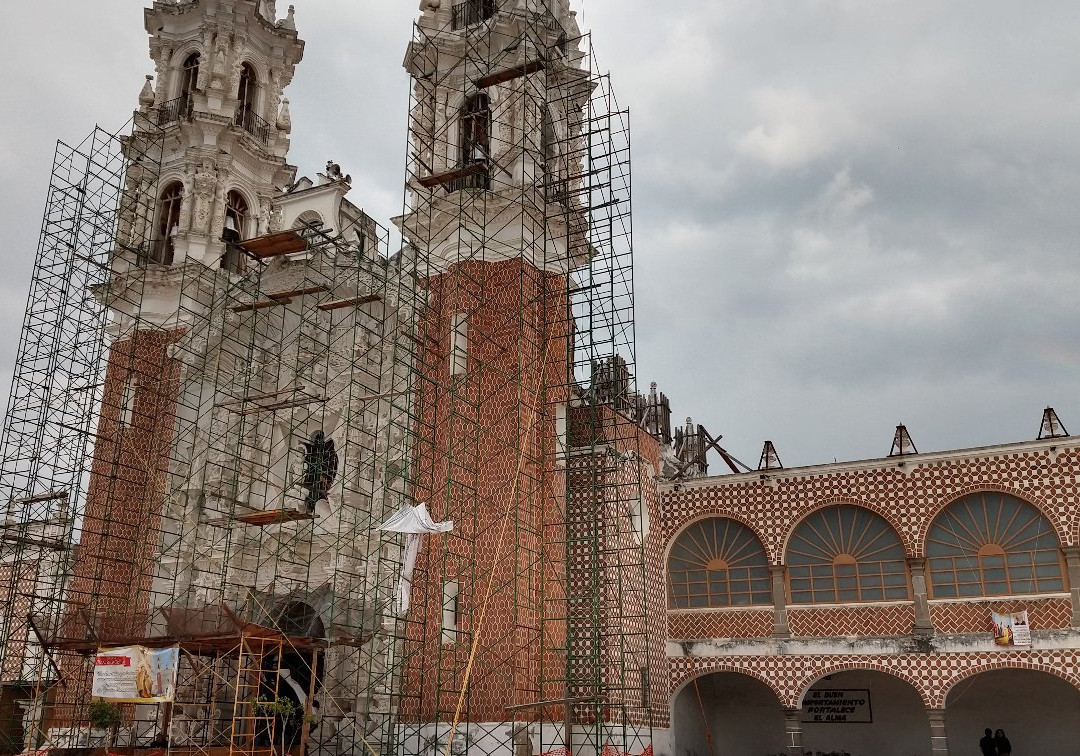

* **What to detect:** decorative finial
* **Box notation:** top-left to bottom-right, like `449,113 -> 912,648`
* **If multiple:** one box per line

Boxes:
276,97 -> 292,133
757,441 -> 783,471
889,423 -> 918,457
1038,406 -> 1069,440
277,4 -> 296,30
139,75 -> 156,109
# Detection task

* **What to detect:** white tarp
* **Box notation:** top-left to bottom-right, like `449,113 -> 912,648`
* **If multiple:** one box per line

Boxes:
378,503 -> 453,613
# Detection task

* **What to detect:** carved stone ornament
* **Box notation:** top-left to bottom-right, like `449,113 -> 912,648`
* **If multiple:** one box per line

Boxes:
139,75 -> 156,109
192,162 -> 218,234
277,97 -> 292,133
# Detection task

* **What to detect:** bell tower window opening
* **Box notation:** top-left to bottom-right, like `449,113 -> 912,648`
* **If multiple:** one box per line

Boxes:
178,52 -> 199,113
237,63 -> 258,121
222,190 -> 248,273
459,93 -> 491,189
451,0 -> 496,30
152,181 -> 183,265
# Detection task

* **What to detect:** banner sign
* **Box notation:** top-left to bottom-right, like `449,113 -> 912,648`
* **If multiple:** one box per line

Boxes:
992,610 -> 1031,647
92,646 -> 179,703
801,689 -> 873,723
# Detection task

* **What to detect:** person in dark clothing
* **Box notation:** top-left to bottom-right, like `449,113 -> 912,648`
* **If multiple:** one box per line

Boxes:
994,728 -> 1012,756
979,728 -> 996,756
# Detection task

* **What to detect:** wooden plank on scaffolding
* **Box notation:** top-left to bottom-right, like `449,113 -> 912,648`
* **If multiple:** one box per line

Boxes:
318,293 -> 382,311
417,161 -> 488,189
237,230 -> 308,259
207,509 -> 314,527
475,59 -> 546,88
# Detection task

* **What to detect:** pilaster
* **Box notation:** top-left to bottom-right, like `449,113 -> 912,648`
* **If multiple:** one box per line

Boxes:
927,708 -> 949,756
771,565 -> 790,638
908,557 -> 935,636
783,709 -> 803,755
1064,546 -> 1080,626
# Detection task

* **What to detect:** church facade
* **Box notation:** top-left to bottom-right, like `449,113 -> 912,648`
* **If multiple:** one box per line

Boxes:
0,3 -> 1078,756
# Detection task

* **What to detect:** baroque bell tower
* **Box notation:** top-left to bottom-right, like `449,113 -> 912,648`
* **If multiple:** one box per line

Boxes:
64,0 -> 305,677
393,0 -> 590,751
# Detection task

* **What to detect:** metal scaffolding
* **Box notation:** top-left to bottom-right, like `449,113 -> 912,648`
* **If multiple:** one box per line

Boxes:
0,4 -> 665,756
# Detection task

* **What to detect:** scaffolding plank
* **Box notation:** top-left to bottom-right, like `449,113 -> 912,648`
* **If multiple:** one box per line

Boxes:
318,294 -> 382,311
267,285 -> 331,300
237,230 -> 308,259
417,161 -> 488,188
475,59 -> 546,88
230,298 -> 290,313
208,509 -> 314,527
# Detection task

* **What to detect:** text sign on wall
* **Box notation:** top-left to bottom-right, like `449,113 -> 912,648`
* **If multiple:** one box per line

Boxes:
800,689 -> 873,723
91,646 -> 179,703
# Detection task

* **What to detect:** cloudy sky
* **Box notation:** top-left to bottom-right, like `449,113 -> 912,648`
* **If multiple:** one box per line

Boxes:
2,0 -> 1079,470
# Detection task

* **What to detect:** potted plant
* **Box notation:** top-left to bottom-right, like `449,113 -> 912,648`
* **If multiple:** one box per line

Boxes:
87,700 -> 121,751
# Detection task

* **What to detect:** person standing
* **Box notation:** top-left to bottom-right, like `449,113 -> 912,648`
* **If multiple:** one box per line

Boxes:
979,728 -> 997,756
994,728 -> 1012,756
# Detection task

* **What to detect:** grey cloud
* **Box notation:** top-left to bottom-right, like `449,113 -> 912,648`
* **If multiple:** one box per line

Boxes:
2,0 -> 1079,471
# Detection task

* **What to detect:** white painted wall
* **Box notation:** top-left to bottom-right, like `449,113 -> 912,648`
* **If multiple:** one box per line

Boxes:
801,670 -> 931,756
946,669 -> 1080,756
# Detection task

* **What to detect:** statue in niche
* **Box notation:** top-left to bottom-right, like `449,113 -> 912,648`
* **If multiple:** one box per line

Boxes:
300,431 -> 338,512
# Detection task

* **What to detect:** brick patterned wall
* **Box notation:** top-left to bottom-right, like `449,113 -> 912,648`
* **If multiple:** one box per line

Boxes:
788,603 -> 915,637
0,562 -> 37,681
670,648 -> 1080,708
402,260 -> 571,724
667,609 -> 773,640
930,597 -> 1073,633
50,328 -> 182,721
662,445 -> 1080,562
568,408 -> 670,728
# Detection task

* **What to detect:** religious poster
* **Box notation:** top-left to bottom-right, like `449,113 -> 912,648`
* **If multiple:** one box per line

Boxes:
91,646 -> 179,702
991,609 -> 1031,647
800,689 -> 873,723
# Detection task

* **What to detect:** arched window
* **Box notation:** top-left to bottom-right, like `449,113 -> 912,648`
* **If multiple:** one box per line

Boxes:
222,190 -> 249,273
667,518 -> 771,608
457,93 -> 491,190
787,505 -> 909,604
152,181 -> 183,265
178,52 -> 200,114
461,94 -> 491,163
275,601 -> 324,638
238,63 -> 257,115
927,492 -> 1065,598
236,63 -> 261,139
291,210 -> 324,234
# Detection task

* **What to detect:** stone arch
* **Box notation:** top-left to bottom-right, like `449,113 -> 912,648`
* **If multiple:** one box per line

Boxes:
917,484 -> 1068,557
793,662 -> 931,709
663,511 -> 772,565
291,210 -> 325,230
937,659 -> 1080,709
671,664 -> 785,708
781,497 -> 914,560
